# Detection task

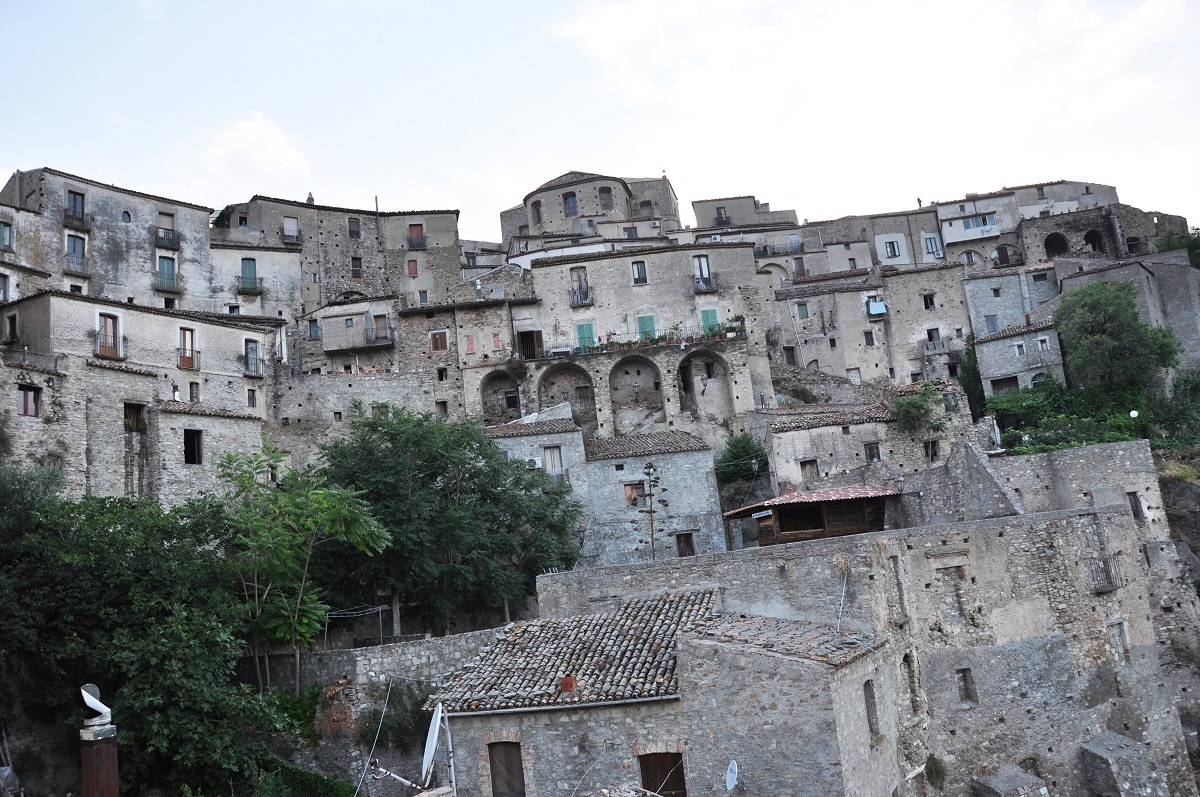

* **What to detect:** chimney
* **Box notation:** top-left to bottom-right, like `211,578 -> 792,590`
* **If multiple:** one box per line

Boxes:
560,676 -> 577,694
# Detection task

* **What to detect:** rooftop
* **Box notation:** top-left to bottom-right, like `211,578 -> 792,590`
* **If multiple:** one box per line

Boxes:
725,484 -> 899,518
485,419 -> 581,439
770,404 -> 895,433
974,318 -> 1055,345
37,167 -> 214,213
250,194 -> 459,218
698,614 -> 876,667
585,431 -> 710,461
524,171 -> 631,204
429,591 -> 714,715
156,400 -> 263,421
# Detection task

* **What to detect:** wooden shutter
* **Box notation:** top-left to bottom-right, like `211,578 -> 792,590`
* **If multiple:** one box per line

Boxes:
576,323 -> 595,348
488,742 -> 526,797
637,315 -> 656,340
640,753 -> 687,797
700,309 -> 718,332
408,259 -> 418,277
533,330 -> 543,358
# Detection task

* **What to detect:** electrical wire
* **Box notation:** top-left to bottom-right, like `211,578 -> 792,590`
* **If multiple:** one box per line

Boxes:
354,677 -> 394,797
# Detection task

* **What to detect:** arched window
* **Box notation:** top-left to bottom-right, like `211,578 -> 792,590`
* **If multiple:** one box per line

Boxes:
1045,232 -> 1069,258
531,201 -> 542,225
563,193 -> 578,217
598,187 -> 613,211
1084,229 -> 1105,254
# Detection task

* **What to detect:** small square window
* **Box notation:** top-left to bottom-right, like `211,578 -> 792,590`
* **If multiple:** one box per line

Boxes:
923,294 -> 935,310
884,240 -> 900,258
189,382 -> 200,403
955,668 -> 977,704
437,367 -> 448,382
162,297 -> 174,308
228,305 -> 241,315
992,287 -> 1001,297
345,318 -> 354,328
408,259 -> 418,278
238,214 -> 248,227
504,390 -> 519,410
351,257 -> 363,279
863,331 -> 875,347
848,257 -> 857,269
631,261 -> 648,285
1015,342 -> 1026,356
675,532 -> 696,558
183,429 -> 203,465
924,440 -> 940,462
782,346 -> 797,366
71,285 -> 83,295
431,330 -> 449,351
829,338 -> 837,349
615,463 -> 625,472
796,303 -> 809,319
624,481 -> 647,507
309,319 -> 320,339
623,227 -> 639,239
984,315 -> 999,333
247,388 -> 257,408
841,425 -> 851,435
418,290 -> 428,304
312,272 -> 320,283
348,218 -> 361,239
435,400 -> 448,418
333,411 -> 343,422
864,442 -> 881,461
1032,272 -> 1049,282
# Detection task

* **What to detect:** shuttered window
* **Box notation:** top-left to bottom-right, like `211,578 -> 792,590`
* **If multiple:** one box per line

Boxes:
488,742 -> 526,797
639,753 -> 687,797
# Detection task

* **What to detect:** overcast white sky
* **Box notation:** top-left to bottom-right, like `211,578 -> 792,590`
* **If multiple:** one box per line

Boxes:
3,0 -> 1197,240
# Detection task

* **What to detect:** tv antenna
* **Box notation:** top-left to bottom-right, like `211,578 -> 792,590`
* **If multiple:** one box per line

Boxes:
369,702 -> 457,796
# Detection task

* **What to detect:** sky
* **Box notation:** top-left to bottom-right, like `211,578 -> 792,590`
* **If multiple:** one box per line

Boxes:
2,0 -> 1197,241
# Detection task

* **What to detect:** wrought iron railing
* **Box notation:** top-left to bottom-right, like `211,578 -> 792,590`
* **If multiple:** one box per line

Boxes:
280,228 -> 302,245
364,325 -> 394,345
713,216 -> 731,226
156,273 -> 180,292
408,236 -> 427,250
63,209 -> 92,231
95,334 -> 122,359
237,276 -> 264,295
155,228 -> 180,250
177,348 -> 201,370
64,255 -> 89,276
754,242 -> 803,257
244,356 -> 265,377
694,275 -> 718,293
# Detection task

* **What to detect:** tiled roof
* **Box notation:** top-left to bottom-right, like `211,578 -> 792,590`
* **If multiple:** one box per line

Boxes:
429,591 -> 714,714
776,275 -> 871,300
209,241 -> 299,254
86,360 -> 158,378
698,614 -> 876,667
533,171 -> 611,191
156,400 -> 263,421
0,260 -> 52,278
1058,259 -> 1149,281
250,195 -> 458,218
974,318 -> 1055,345
485,419 -> 580,439
961,262 -> 1055,281
725,484 -> 899,518
530,241 -> 751,269
585,432 -> 710,461
41,168 -> 214,212
770,404 -> 895,433
10,290 -> 285,331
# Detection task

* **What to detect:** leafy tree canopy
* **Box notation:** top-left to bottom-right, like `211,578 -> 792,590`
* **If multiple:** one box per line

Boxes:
1156,226 -> 1200,267
1053,280 -> 1180,391
714,433 -> 768,485
319,406 -> 581,633
892,382 -> 949,438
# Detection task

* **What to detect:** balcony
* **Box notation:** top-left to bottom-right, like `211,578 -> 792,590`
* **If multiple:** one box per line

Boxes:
94,334 -> 123,360
63,209 -> 92,232
546,469 -> 569,487
64,254 -> 90,277
408,236 -> 427,250
570,287 -> 593,307
521,321 -> 747,360
754,241 -> 803,257
713,216 -> 731,227
244,356 -> 265,378
156,273 -> 181,293
1084,554 -> 1125,594
364,324 -> 394,347
237,276 -> 264,295
155,228 -> 180,250
694,275 -> 718,294
922,339 -> 949,356
280,227 -> 302,245
177,348 -> 201,370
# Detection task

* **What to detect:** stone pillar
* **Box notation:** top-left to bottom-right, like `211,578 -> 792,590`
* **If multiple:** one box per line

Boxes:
80,724 -> 117,797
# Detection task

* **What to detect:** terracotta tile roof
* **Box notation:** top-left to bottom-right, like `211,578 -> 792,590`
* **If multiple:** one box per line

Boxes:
208,241 -> 299,254
961,263 -> 1055,281
585,432 -> 710,461
86,360 -> 158,378
430,591 -> 714,714
775,275 -> 871,300
523,171 -> 633,204
974,318 -> 1055,345
156,400 -> 263,421
770,404 -> 895,433
725,484 -> 899,518
10,290 -> 285,331
698,614 -> 876,667
485,419 -> 580,439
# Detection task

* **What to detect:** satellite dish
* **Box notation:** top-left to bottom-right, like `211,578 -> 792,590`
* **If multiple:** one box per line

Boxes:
81,684 -> 112,727
421,702 -> 444,785
725,759 -> 738,792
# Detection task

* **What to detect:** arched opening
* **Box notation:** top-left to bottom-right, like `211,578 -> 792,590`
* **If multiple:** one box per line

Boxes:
1031,372 -> 1049,387
1044,232 -> 1069,258
336,291 -> 367,302
537,363 -> 596,427
608,356 -> 665,436
760,262 -> 789,286
960,250 -> 982,266
805,359 -> 820,371
480,371 -> 522,426
1084,229 -> 1105,254
678,349 -> 734,422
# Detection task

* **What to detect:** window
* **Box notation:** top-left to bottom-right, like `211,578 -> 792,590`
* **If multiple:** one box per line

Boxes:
120,211 -> 131,223
1037,337 -> 1050,352
333,411 -> 343,423
183,429 -> 203,465
923,440 -> 940,462
5,313 -> 16,341
793,257 -> 806,279
245,339 -> 262,376
962,213 -> 997,230
1015,342 -> 1026,357
430,330 -> 449,351
238,213 -> 248,227
924,236 -> 940,254
408,259 -> 418,278
1036,186 -> 1046,200
864,442 -> 881,461
984,315 -> 999,334
570,266 -> 590,304
848,257 -> 857,269
312,271 -> 320,283
531,201 -> 542,224
625,482 -> 647,507
247,388 -> 257,408
829,338 -> 837,349
348,218 -> 360,239
418,290 -> 428,304
842,425 -> 851,435
97,313 -> 119,358
955,668 -> 978,704
351,257 -> 362,279
493,332 -> 503,351
66,190 -> 85,218
782,346 -> 797,366
923,294 -> 936,310
158,256 -> 178,291
563,192 -> 578,217
488,742 -> 526,797
189,381 -> 200,403
631,261 -> 648,285
963,251 -> 976,265
465,334 -> 475,354
863,330 -> 875,347
692,255 -> 712,290
927,328 -> 941,343
623,227 -> 639,239
1032,272 -> 1049,283
795,303 -> 809,319
640,753 -> 686,797
884,240 -> 900,258
0,221 -> 12,250
676,532 -> 696,557
179,328 -> 197,369
991,287 -> 1001,298
1128,491 -> 1144,522
308,319 -> 320,339
344,318 -> 355,328
18,385 -> 40,417
435,400 -> 448,418
0,274 -> 7,302
637,315 -> 656,341
66,234 -> 86,269
577,322 -> 595,348
74,285 -> 85,295
863,680 -> 881,737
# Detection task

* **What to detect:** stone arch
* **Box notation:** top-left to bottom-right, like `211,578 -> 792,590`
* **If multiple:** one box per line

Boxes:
1044,232 -> 1069,258
537,362 -> 596,425
678,349 -> 735,422
480,370 -> 522,425
1084,229 -> 1106,254
761,262 -> 790,286
608,356 -> 665,436
805,359 -> 820,370
1031,372 -> 1050,387
960,249 -> 983,266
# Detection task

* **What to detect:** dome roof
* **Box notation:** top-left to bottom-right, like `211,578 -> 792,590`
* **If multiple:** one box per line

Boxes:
524,171 -> 629,204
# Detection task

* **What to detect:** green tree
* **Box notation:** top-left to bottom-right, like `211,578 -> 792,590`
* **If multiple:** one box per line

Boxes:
1156,226 -> 1200,267
320,407 -> 581,634
219,447 -> 388,696
955,334 -> 987,421
1054,280 -> 1180,392
714,433 -> 768,485
892,382 -> 949,464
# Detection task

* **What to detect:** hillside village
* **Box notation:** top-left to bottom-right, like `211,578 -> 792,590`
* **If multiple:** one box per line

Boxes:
4,168 -> 1200,796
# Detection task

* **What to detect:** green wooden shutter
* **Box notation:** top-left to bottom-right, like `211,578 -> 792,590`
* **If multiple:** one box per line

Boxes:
700,308 -> 718,333
637,315 -> 656,340
576,323 -> 595,349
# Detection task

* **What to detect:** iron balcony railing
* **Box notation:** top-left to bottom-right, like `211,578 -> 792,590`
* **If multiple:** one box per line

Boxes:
177,348 -> 201,370
244,356 -> 265,377
155,228 -> 180,250
522,322 -> 747,359
713,216 -> 731,226
237,276 -> 264,295
1084,554 -> 1125,594
694,275 -> 718,294
570,287 -> 593,307
94,333 -> 122,359
156,273 -> 181,292
63,209 -> 92,231
64,254 -> 89,276
280,227 -> 302,245
408,236 -> 427,250
364,325 -> 394,345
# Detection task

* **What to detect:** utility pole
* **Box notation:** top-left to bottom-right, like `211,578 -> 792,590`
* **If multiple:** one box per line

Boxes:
638,461 -> 669,561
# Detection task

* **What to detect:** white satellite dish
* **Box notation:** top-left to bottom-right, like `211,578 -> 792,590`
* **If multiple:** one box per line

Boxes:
725,759 -> 738,792
421,702 -> 444,785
